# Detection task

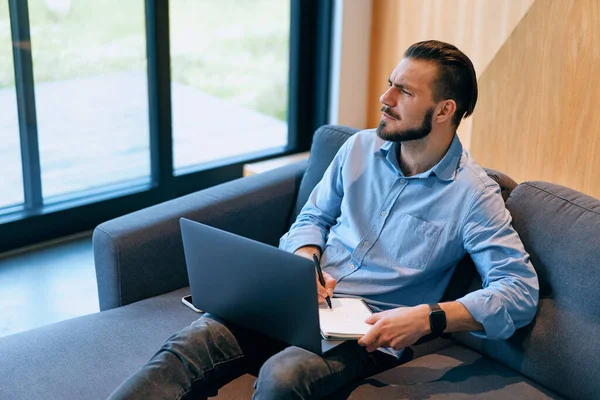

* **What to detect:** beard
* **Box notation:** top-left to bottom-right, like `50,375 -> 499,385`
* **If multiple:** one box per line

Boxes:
376,107 -> 434,143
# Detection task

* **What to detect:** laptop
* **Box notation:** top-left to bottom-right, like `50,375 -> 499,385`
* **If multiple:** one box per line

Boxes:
180,218 -> 342,355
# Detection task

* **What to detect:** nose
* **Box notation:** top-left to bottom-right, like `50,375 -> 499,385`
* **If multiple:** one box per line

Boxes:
380,86 -> 395,107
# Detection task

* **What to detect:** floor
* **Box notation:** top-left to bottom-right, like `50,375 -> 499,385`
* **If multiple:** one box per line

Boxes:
0,233 -> 98,338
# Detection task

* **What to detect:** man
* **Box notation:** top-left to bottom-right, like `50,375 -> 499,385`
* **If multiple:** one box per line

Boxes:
109,40 -> 539,399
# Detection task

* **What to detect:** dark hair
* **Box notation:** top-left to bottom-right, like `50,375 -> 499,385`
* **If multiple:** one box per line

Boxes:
404,40 -> 477,127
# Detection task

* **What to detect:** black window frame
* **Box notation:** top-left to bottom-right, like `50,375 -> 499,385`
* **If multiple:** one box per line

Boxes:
0,0 -> 334,253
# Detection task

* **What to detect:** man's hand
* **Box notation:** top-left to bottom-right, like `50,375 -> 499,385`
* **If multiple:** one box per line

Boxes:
358,305 -> 430,352
315,270 -> 336,304
294,245 -> 337,304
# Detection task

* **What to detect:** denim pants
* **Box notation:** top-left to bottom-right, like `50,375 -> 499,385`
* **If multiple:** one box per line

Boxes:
108,314 -> 411,400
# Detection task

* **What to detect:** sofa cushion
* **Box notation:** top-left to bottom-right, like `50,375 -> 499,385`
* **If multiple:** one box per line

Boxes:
0,287 -> 248,400
454,181 -> 600,400
336,345 -> 561,399
0,283 -> 459,400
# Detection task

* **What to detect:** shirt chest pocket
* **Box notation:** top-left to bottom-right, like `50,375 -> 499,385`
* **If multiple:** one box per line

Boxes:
388,213 -> 442,270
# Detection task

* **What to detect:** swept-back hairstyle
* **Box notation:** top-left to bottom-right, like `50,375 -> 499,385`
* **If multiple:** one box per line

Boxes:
404,40 -> 478,127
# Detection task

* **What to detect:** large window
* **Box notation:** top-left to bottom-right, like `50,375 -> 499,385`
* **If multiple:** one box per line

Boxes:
28,0 -> 151,200
0,0 -> 332,253
169,0 -> 290,171
0,2 -> 24,210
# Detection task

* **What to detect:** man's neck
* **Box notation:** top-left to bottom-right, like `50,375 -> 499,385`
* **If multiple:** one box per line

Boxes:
397,132 -> 454,177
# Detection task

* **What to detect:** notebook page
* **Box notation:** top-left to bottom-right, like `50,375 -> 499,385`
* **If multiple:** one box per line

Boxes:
319,298 -> 374,337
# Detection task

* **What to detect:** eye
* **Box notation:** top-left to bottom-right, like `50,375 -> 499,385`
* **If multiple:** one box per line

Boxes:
402,89 -> 411,96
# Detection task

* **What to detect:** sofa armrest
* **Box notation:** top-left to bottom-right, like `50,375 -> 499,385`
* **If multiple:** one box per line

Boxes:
93,159 -> 307,311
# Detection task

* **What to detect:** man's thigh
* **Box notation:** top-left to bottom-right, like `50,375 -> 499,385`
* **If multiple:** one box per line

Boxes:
215,314 -> 289,372
254,341 -> 410,399
109,313 -> 281,400
183,314 -> 288,393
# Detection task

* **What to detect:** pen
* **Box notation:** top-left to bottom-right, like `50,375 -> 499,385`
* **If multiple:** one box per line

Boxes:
313,254 -> 332,309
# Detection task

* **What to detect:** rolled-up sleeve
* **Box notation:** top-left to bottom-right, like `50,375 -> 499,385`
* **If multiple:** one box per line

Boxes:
457,183 -> 539,340
279,139 -> 352,254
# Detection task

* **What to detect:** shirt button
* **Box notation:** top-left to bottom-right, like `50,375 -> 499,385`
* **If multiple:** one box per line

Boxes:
400,179 -> 406,184
363,241 -> 369,246
380,210 -> 387,216
349,263 -> 356,270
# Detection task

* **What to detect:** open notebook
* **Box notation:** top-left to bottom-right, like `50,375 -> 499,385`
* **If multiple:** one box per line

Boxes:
319,298 -> 374,340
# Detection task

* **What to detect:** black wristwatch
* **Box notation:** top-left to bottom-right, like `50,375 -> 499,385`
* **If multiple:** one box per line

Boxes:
429,303 -> 447,337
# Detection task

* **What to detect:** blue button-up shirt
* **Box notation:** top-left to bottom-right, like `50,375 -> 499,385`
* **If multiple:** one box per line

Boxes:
280,129 -> 539,340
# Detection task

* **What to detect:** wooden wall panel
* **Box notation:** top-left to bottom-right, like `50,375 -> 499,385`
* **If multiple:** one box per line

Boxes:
368,0 -> 401,128
367,0 -> 534,147
471,0 -> 600,198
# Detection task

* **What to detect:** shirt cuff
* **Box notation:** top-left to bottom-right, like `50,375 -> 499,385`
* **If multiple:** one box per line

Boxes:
456,291 -> 515,340
279,226 -> 326,254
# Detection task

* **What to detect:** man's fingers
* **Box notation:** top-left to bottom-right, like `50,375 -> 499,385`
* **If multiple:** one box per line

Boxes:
316,271 -> 334,299
315,277 -> 329,301
324,272 -> 337,284
323,272 -> 337,289
317,285 -> 328,298
322,272 -> 336,298
358,325 -> 379,352
365,312 -> 382,325
366,339 -> 381,353
361,335 -> 380,353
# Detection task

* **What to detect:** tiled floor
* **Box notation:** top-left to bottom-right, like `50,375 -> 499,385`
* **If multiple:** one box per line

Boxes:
0,233 -> 99,338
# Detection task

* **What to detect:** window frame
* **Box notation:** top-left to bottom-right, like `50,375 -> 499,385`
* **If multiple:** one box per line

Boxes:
0,0 -> 334,253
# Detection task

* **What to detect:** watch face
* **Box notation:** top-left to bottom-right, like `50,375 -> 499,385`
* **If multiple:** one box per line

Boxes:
430,310 -> 447,334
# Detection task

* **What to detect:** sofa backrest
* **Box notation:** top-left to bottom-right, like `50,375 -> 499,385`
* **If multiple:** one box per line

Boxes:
454,181 -> 600,400
290,124 -> 357,225
291,124 -> 518,303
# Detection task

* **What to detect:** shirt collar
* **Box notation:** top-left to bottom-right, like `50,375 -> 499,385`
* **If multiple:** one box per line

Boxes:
379,140 -> 395,155
378,134 -> 463,181
430,134 -> 463,181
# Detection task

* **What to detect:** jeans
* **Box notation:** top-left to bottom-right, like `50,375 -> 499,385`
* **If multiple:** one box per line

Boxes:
108,314 -> 412,400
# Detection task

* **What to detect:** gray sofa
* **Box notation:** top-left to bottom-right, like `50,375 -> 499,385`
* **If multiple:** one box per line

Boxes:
0,125 -> 598,399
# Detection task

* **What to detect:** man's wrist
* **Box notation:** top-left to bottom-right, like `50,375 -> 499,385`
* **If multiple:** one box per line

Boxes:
294,245 -> 322,260
428,303 -> 448,336
416,304 -> 432,336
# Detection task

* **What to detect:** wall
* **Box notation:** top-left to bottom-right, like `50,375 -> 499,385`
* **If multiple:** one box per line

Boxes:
471,0 -> 600,198
367,0 -> 534,146
328,0 -> 373,129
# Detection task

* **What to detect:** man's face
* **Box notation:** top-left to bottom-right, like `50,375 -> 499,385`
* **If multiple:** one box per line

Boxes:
376,58 -> 439,143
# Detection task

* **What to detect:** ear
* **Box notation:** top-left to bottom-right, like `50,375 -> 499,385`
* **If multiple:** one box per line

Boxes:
434,100 -> 457,124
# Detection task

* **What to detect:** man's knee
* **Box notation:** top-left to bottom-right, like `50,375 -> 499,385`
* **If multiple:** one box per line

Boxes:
160,314 -> 243,370
108,315 -> 243,400
254,347 -> 323,399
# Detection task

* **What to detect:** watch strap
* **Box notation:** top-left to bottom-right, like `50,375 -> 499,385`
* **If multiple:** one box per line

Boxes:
429,303 -> 447,336
429,303 -> 443,313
